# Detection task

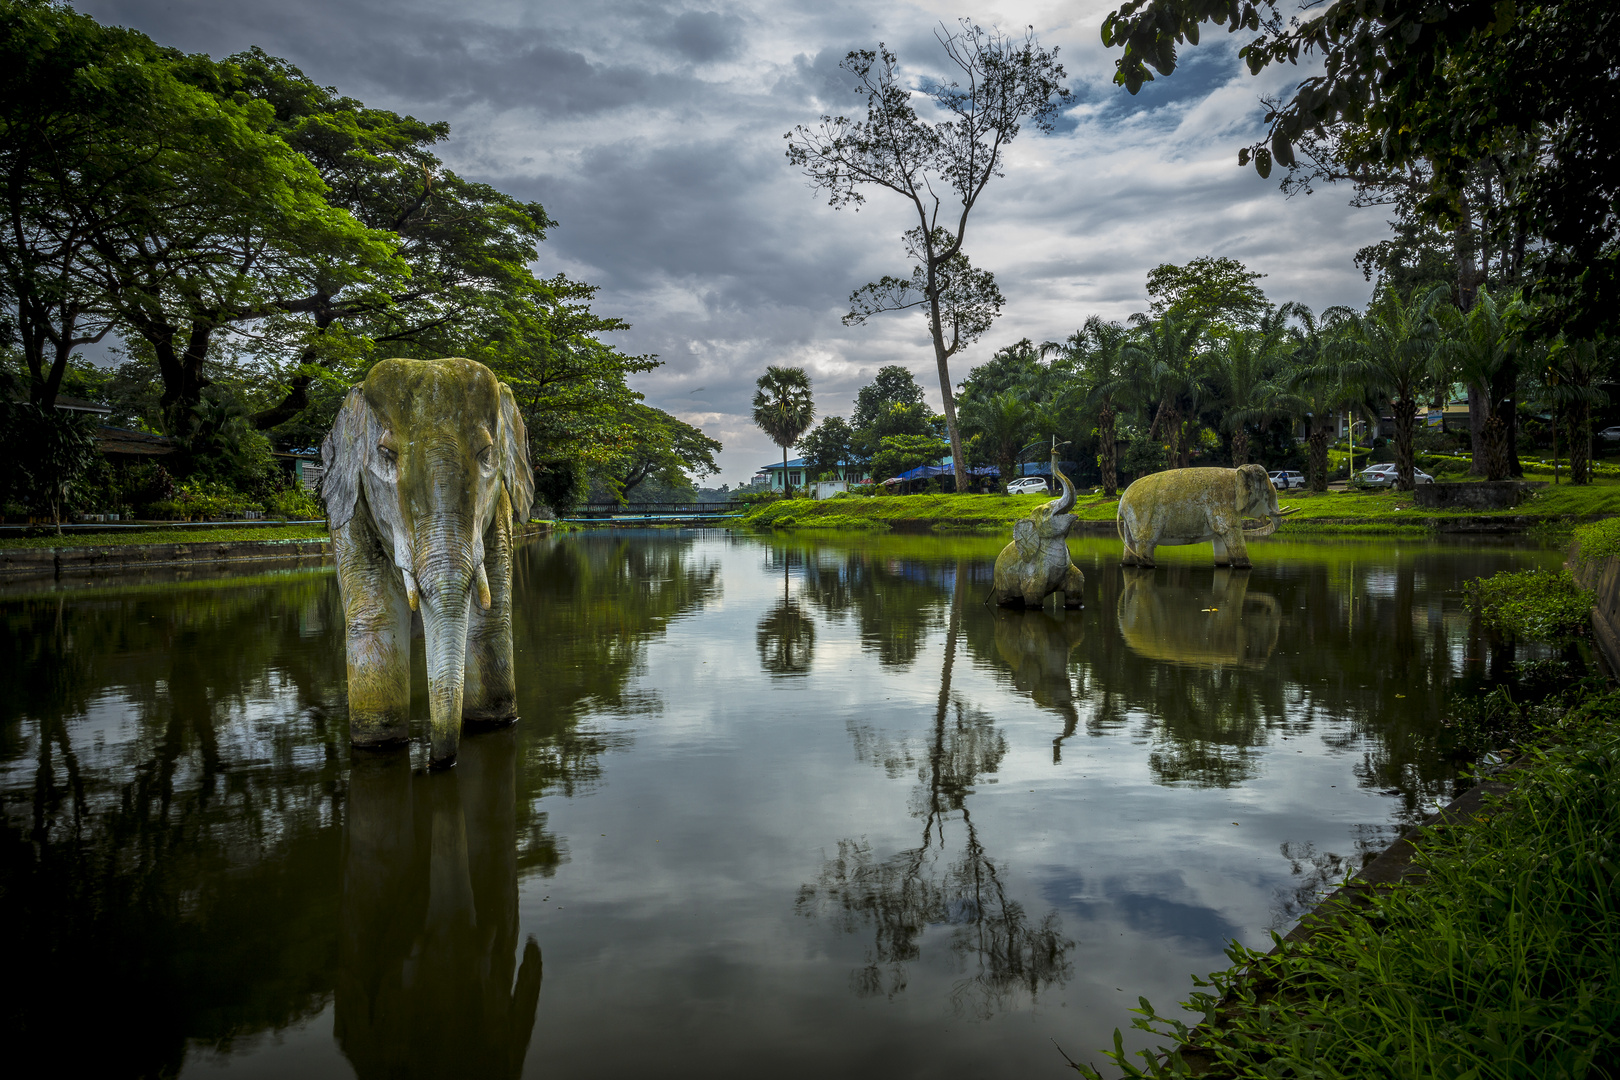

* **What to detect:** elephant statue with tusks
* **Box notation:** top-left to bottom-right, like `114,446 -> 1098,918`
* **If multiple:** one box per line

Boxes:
987,452 -> 1085,609
321,357 -> 535,768
1116,464 -> 1294,569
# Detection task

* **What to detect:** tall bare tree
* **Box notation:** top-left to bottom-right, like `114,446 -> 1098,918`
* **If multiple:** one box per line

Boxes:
785,21 -> 1068,491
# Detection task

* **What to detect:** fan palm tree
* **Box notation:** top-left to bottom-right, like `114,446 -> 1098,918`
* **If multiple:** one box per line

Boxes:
1044,315 -> 1133,494
752,365 -> 815,495
1329,285 -> 1451,491
1438,289 -> 1523,480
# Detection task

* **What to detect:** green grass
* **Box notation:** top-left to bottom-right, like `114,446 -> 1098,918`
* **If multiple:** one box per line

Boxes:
0,524 -> 331,549
740,481 -> 1620,535
1076,689 -> 1620,1080
1573,517 -> 1620,565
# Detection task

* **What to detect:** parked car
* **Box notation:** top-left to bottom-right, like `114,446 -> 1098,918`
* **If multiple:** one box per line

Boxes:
1360,463 -> 1435,485
1599,426 -> 1620,442
1268,470 -> 1306,490
1007,476 -> 1049,495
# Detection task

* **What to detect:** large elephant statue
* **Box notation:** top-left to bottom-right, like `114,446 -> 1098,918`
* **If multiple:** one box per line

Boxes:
1117,464 -> 1294,569
321,357 -> 535,767
987,452 -> 1085,608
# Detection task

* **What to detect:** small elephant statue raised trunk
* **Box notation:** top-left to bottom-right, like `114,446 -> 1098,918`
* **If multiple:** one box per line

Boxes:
987,450 -> 1085,609
321,357 -> 535,768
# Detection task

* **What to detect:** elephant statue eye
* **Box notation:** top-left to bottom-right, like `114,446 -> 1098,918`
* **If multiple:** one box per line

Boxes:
376,444 -> 398,464
478,445 -> 494,468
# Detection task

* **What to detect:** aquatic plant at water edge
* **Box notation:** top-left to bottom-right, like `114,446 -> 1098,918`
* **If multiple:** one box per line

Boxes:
1462,568 -> 1593,643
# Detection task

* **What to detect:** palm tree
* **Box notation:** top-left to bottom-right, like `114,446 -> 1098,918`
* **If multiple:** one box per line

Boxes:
1211,315 -> 1287,466
1542,336 -> 1614,485
752,366 -> 815,495
1279,303 -> 1355,493
1329,285 -> 1451,491
1044,315 -> 1133,495
1125,311 -> 1213,469
958,389 -> 1034,488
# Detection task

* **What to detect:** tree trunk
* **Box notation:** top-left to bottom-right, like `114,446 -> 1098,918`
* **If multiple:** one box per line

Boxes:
1568,401 -> 1591,485
1098,405 -> 1117,496
782,445 -> 791,496
1307,418 -> 1331,493
1392,398 -> 1418,490
1482,414 -> 1510,481
1230,427 -> 1249,468
1467,386 -> 1489,476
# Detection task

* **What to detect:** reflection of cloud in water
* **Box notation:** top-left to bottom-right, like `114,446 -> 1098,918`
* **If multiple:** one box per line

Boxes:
1117,568 -> 1280,670
1042,872 -> 1244,954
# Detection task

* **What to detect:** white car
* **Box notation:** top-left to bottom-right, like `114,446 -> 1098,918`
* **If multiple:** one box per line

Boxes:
1599,426 -> 1620,442
1007,476 -> 1049,495
1360,463 -> 1434,486
1268,470 -> 1306,490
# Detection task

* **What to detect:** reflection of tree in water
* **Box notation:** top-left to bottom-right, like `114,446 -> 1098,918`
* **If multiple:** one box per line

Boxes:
1266,824 -> 1401,932
798,570 -> 1073,1016
756,547 -> 816,676
794,540 -> 951,668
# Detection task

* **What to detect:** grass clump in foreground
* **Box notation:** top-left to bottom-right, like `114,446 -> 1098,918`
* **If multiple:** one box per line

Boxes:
1073,691 -> 1620,1079
0,523 -> 331,549
1574,516 -> 1620,565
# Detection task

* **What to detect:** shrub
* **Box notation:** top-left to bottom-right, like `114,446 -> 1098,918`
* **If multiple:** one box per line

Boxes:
265,484 -> 323,520
1463,568 -> 1593,642
1574,517 -> 1620,564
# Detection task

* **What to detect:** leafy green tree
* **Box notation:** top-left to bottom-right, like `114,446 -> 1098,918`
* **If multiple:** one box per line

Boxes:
599,403 -> 722,503
1101,0 -> 1619,338
1329,284 -> 1452,489
958,389 -> 1033,486
1541,336 -> 1613,486
1044,317 -> 1134,494
786,21 -> 1069,490
851,365 -> 927,432
1437,289 -> 1517,480
752,365 -> 815,495
1146,257 -> 1270,328
797,415 -> 855,479
478,277 -> 661,514
870,433 -> 950,483
213,50 -> 554,431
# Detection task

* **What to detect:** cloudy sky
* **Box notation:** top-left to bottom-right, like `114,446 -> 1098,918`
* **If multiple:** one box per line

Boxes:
77,0 -> 1389,485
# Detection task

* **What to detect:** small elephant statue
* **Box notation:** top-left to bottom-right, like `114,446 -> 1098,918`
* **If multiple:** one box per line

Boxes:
321,357 -> 535,768
987,453 -> 1085,609
1116,464 -> 1294,569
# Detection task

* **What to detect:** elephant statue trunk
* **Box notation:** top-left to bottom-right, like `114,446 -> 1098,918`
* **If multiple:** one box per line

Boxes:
322,357 -> 535,769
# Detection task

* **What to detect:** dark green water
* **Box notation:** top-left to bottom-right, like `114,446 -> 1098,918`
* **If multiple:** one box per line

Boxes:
0,531 -> 1563,1078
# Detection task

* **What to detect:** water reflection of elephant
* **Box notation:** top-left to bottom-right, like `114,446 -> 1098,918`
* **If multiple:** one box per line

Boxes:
1117,568 -> 1281,669
992,607 -> 1086,714
336,727 -> 542,1080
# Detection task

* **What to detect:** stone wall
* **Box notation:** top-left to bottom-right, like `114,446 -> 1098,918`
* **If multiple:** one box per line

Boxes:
1571,542 -> 1620,672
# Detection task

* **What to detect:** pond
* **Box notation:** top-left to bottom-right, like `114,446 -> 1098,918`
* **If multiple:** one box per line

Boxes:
0,530 -> 1563,1079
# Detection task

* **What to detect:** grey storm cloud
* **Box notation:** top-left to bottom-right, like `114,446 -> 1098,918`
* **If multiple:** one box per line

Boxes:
72,0 -> 1393,485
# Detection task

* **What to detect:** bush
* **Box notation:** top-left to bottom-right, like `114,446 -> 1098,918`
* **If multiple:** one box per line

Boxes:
265,484 -> 323,520
1463,568 -> 1593,643
732,489 -> 785,505
147,478 -> 259,520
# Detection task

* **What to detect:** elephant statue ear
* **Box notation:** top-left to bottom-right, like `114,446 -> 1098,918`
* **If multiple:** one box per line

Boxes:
320,386 -> 374,531
1013,518 -> 1040,561
1236,464 -> 1266,515
498,384 -> 535,521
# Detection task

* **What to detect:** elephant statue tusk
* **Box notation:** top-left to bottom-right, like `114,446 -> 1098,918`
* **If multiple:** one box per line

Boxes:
1276,505 -> 1299,515
402,569 -> 421,612
475,562 -> 492,611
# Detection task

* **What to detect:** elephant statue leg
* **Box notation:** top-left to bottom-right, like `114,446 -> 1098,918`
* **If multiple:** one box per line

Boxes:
335,517 -> 412,748
464,494 -> 518,727
1220,528 -> 1252,569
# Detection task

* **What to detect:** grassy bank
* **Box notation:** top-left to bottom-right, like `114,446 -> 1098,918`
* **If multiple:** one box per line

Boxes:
741,481 -> 1620,535
0,523 -> 332,549
1071,567 -> 1620,1078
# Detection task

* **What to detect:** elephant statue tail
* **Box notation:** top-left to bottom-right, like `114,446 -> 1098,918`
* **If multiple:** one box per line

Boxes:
1117,513 -> 1144,564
